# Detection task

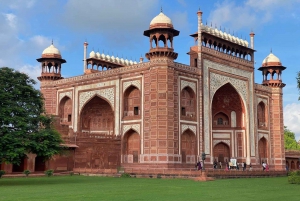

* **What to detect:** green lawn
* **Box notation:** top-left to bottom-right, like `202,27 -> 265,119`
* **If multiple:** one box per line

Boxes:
0,176 -> 299,201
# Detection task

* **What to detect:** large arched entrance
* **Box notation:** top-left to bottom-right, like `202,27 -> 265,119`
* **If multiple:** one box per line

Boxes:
123,130 -> 140,163
80,96 -> 114,134
211,83 -> 245,159
77,96 -> 119,169
213,142 -> 230,163
258,137 -> 268,163
181,130 -> 197,163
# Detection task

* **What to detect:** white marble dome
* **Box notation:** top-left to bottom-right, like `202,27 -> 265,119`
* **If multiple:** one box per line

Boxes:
262,53 -> 281,65
150,12 -> 172,26
42,44 -> 61,56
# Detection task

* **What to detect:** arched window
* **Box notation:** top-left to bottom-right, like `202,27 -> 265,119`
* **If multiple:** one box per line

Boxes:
257,101 -> 266,128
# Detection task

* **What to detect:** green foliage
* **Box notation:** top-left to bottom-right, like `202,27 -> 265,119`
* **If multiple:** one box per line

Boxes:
0,67 -> 64,165
0,170 -> 5,178
23,170 -> 31,177
120,173 -> 131,178
45,169 -> 54,177
284,126 -> 300,150
288,170 -> 300,184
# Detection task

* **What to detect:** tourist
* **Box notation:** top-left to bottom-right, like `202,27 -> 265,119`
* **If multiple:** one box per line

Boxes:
236,163 -> 239,170
225,159 -> 229,170
219,161 -> 222,169
198,161 -> 202,171
249,163 -> 252,171
243,162 -> 246,171
213,159 -> 217,169
262,161 -> 266,171
266,163 -> 269,171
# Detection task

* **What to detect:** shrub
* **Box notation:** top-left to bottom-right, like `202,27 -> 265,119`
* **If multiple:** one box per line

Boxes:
0,170 -> 5,178
23,170 -> 31,177
120,173 -> 131,178
69,171 -> 74,176
288,170 -> 300,184
157,174 -> 162,179
45,169 -> 54,177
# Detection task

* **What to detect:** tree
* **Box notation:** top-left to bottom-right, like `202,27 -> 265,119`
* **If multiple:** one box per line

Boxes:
0,67 -> 63,165
284,126 -> 300,150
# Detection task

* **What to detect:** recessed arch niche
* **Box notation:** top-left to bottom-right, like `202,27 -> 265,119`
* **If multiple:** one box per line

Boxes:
80,96 -> 114,135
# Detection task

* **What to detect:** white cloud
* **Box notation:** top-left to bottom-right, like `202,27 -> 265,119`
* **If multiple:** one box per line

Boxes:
208,0 -> 300,31
18,64 -> 40,88
2,0 -> 36,10
284,103 -> 300,141
60,0 -> 159,47
177,0 -> 187,7
4,13 -> 17,29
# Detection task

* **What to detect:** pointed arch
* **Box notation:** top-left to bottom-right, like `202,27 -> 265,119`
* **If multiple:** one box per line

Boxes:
257,101 -> 267,128
123,129 -> 140,163
123,85 -> 141,117
258,137 -> 268,163
181,86 -> 196,119
212,83 -> 245,128
80,96 -> 114,134
213,142 -> 230,163
59,96 -> 72,123
181,129 -> 197,163
79,88 -> 115,113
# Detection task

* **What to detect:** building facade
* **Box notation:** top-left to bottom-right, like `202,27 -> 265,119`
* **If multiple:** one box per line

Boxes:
1,10 -> 291,173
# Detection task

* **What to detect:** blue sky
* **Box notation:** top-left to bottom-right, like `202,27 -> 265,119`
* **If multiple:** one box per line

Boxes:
1,0 -> 300,140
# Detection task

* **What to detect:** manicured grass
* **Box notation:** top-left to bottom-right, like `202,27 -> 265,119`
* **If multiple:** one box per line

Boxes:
0,176 -> 299,201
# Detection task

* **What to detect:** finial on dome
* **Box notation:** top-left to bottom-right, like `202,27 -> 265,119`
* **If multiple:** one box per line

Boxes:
161,6 -> 163,12
270,48 -> 272,53
51,39 -> 53,45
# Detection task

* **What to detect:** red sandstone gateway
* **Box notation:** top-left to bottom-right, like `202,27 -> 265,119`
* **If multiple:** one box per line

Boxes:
3,9 -> 299,175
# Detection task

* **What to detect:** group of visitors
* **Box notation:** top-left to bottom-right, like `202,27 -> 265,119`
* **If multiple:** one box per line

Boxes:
195,160 -> 270,171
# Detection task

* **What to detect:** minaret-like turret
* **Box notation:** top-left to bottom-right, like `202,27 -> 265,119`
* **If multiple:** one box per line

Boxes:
258,51 -> 286,88
83,41 -> 88,72
258,51 -> 286,170
37,42 -> 66,81
143,9 -> 180,60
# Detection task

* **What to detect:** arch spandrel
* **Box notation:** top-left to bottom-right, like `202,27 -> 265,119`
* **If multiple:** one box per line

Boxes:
123,80 -> 141,92
213,139 -> 231,147
122,124 -> 140,136
210,72 -> 248,104
181,124 -> 196,135
180,80 -> 196,94
79,88 -> 114,113
257,97 -> 268,106
59,91 -> 72,103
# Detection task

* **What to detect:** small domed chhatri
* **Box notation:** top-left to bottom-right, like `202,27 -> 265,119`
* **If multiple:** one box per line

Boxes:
42,43 -> 61,58
149,9 -> 173,29
262,52 -> 282,67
